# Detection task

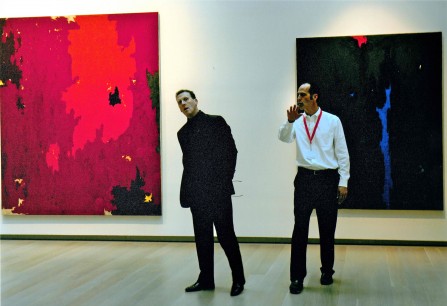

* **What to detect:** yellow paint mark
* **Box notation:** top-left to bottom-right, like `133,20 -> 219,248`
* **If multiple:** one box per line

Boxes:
122,155 -> 132,162
66,16 -> 76,23
2,208 -> 23,215
18,198 -> 24,206
144,193 -> 153,203
104,210 -> 112,216
0,80 -> 4,86
54,16 -> 76,23
14,178 -> 23,185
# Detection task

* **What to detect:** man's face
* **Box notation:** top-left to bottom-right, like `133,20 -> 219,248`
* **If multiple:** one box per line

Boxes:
297,83 -> 315,112
176,91 -> 199,118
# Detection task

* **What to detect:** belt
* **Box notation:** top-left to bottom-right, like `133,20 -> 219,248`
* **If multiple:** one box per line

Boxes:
298,167 -> 337,176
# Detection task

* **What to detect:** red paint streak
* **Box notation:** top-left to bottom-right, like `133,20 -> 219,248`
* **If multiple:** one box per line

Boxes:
46,143 -> 60,172
63,15 -> 136,155
353,36 -> 367,48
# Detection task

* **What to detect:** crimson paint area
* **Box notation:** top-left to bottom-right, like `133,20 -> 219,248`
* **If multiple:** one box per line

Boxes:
352,36 -> 368,47
1,13 -> 161,215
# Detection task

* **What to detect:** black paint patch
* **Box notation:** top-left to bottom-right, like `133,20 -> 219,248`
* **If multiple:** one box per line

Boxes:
111,167 -> 161,215
109,86 -> 121,106
0,19 -> 23,89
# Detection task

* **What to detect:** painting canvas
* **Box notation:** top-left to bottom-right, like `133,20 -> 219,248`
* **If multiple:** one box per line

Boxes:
1,12 -> 161,215
296,32 -> 443,210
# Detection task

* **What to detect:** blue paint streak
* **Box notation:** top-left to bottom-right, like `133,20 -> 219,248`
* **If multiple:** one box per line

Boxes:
376,86 -> 393,208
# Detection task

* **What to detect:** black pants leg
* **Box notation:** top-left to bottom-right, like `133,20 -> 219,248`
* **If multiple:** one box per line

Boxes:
191,196 -> 245,285
315,186 -> 338,276
214,197 -> 245,284
290,181 -> 313,281
191,205 -> 215,285
290,170 -> 339,281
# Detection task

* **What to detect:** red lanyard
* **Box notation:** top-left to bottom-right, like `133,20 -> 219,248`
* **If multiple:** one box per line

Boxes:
303,110 -> 323,144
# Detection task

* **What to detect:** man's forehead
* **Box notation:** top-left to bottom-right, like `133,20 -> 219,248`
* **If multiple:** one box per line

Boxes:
177,91 -> 192,99
297,84 -> 310,93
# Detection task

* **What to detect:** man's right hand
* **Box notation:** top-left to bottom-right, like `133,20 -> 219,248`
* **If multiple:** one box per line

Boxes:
287,105 -> 302,123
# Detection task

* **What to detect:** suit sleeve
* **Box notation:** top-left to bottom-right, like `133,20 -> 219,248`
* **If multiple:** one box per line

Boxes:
214,117 -> 238,180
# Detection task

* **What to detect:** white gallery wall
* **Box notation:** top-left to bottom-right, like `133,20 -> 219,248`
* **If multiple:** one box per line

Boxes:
1,0 -> 446,242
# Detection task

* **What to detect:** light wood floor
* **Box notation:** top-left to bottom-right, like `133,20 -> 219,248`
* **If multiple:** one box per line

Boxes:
1,240 -> 446,306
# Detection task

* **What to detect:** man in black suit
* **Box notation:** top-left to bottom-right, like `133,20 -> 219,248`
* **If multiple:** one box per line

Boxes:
176,89 -> 245,297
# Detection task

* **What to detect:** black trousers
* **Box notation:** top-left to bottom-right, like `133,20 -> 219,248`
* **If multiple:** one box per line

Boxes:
190,196 -> 245,285
290,168 -> 339,281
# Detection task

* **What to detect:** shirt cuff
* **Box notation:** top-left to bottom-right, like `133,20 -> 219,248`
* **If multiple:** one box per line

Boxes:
338,178 -> 348,187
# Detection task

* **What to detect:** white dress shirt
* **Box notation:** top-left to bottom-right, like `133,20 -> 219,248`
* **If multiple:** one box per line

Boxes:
278,108 -> 350,187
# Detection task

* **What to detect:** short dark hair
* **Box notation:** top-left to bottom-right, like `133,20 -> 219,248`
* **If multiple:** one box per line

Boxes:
307,82 -> 320,97
176,89 -> 196,99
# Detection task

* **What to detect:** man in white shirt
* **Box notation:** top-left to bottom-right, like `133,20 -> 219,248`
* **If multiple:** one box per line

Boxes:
278,82 -> 350,294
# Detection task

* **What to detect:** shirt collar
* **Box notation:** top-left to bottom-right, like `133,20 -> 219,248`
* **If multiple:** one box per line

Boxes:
304,107 -> 321,120
187,110 -> 204,122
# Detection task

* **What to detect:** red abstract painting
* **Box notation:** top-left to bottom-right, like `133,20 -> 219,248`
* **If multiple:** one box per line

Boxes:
1,13 -> 161,215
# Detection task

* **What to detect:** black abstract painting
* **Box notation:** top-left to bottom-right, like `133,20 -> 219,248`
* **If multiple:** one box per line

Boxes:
296,32 -> 443,210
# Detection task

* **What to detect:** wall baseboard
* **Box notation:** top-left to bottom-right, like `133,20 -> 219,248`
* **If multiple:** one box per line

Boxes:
0,234 -> 446,246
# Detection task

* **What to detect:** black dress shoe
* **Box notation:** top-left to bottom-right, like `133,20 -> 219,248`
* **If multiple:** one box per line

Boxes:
185,281 -> 215,292
230,282 -> 244,296
320,273 -> 333,285
289,280 -> 303,294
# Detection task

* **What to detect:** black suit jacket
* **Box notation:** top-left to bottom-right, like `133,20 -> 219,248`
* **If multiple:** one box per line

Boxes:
177,111 -> 237,208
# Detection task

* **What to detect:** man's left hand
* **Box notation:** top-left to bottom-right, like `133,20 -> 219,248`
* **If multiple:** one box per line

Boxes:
337,186 -> 348,205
